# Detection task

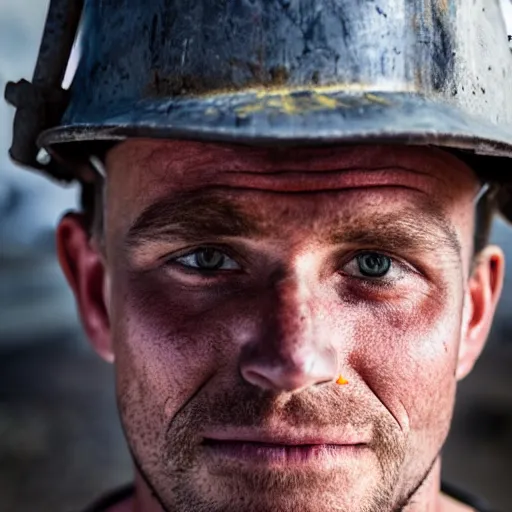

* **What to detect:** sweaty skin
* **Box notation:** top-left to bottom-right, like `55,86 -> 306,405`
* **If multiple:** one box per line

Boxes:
57,141 -> 504,512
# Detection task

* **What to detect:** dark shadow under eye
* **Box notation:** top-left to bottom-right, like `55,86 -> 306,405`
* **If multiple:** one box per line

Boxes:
357,253 -> 391,277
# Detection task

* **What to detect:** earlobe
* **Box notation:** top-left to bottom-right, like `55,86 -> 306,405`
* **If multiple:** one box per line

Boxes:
456,246 -> 505,380
56,213 -> 114,363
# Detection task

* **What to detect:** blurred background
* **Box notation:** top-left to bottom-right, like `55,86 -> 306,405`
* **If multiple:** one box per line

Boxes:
0,1 -> 511,511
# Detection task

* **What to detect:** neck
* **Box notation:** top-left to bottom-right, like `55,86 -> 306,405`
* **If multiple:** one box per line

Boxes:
132,471 -> 164,512
403,457 -> 445,512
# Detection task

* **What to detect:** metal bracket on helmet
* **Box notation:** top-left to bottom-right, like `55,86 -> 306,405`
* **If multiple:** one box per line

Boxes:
4,0 -> 84,180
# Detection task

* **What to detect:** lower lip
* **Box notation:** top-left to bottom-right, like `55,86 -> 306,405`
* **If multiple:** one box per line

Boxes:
203,440 -> 367,466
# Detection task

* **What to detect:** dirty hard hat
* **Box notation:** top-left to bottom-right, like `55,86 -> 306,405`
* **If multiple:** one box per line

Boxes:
5,0 -> 512,220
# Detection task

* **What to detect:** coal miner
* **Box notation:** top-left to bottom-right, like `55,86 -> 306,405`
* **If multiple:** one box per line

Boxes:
5,1 -> 512,511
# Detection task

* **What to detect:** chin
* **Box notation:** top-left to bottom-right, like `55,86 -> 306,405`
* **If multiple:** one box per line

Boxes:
174,465 -> 393,512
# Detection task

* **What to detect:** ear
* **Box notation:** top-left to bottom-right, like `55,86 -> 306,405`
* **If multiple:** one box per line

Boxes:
456,245 -> 505,380
56,213 -> 114,363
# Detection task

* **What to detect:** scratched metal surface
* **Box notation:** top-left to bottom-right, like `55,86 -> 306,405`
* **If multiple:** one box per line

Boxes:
63,0 -> 511,119
35,0 -> 512,168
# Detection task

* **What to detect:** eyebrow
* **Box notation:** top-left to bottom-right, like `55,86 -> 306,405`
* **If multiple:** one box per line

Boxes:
328,205 -> 462,258
125,188 -> 461,259
125,188 -> 261,248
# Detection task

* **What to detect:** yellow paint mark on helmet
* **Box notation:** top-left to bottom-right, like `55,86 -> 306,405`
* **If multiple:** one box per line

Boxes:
235,103 -> 265,117
312,93 -> 341,109
281,94 -> 299,115
234,86 -> 397,118
364,93 -> 390,105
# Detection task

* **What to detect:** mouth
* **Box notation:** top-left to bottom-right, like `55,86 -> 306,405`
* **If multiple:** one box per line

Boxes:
202,433 -> 369,467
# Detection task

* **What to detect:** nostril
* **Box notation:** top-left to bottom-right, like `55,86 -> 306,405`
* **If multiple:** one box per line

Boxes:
241,369 -> 276,391
241,365 -> 329,393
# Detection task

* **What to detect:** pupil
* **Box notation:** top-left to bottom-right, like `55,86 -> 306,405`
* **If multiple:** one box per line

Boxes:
196,249 -> 224,269
357,253 -> 391,277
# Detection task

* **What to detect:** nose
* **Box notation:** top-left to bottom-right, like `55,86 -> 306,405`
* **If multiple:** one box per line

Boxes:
239,278 -> 338,392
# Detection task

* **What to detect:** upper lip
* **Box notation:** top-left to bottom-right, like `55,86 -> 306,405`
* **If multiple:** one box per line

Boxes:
203,428 -> 369,446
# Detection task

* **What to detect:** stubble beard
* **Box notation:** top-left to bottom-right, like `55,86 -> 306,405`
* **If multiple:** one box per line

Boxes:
123,384 -> 438,512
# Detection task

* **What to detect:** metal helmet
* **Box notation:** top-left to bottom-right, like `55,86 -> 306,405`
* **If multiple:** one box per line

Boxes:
5,0 -> 512,220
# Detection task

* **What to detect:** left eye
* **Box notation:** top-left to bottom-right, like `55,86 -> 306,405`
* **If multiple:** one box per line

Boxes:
174,248 -> 240,271
342,252 -> 403,281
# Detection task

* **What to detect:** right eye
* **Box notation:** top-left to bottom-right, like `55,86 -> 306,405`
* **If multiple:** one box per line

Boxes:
340,251 -> 407,285
354,252 -> 392,278
173,248 -> 241,272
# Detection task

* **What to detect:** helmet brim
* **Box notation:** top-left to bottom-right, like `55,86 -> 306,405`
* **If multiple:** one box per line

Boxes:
40,90 -> 512,158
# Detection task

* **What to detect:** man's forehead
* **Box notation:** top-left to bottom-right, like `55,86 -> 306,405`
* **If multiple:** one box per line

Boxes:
106,139 -> 477,183
104,139 -> 479,236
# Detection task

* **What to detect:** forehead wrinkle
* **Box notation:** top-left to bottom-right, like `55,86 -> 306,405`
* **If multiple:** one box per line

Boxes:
109,142 -> 478,215
113,140 -> 475,182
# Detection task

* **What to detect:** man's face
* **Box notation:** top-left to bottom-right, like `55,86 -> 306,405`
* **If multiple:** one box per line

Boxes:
72,141 -> 493,511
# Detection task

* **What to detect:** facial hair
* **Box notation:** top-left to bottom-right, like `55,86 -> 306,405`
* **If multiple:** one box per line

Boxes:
120,379 -> 442,512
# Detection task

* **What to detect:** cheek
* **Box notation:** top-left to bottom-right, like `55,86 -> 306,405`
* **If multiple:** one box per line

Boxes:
345,284 -> 463,435
110,269 -> 249,430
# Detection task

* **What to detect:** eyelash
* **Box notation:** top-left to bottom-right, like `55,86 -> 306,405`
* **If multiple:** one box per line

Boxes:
165,246 -> 243,273
340,252 -> 411,286
165,247 -> 413,288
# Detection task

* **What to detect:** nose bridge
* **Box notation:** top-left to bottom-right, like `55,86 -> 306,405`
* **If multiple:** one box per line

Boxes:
274,275 -> 315,359
239,272 -> 338,392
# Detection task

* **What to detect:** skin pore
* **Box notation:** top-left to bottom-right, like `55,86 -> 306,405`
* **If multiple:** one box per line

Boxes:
57,141 -> 505,512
